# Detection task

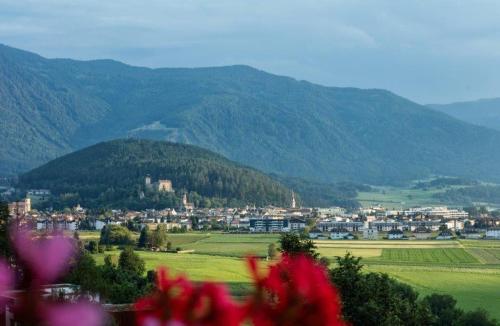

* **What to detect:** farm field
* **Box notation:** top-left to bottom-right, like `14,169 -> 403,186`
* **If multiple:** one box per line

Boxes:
91,233 -> 500,318
356,186 -> 447,208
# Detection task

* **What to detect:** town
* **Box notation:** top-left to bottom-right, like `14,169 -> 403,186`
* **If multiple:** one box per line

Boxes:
5,190 -> 500,241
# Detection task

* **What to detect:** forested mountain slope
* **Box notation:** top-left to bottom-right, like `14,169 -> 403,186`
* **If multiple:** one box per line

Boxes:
3,44 -> 500,184
18,139 -> 292,209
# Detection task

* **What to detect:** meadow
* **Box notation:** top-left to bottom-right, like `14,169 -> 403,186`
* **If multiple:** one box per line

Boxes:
87,232 -> 500,319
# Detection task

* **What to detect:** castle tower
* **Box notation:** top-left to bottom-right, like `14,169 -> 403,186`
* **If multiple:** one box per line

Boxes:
145,175 -> 152,188
291,191 -> 296,209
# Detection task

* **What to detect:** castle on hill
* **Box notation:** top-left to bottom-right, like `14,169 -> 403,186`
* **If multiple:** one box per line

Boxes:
145,175 -> 174,192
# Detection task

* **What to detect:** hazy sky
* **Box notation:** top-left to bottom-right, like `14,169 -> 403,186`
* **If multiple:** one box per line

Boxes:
1,0 -> 500,103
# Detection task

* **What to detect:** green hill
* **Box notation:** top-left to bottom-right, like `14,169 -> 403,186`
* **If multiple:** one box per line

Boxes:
3,44 -> 500,184
18,139 -> 292,209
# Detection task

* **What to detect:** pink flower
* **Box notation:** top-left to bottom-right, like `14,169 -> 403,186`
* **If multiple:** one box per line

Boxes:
12,228 -> 75,284
0,259 -> 14,307
44,301 -> 105,326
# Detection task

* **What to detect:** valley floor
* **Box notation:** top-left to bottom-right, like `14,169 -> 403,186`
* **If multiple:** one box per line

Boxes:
88,233 -> 500,319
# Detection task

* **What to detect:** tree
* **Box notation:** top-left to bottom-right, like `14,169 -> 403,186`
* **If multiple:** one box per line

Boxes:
330,253 -> 433,326
150,224 -> 167,248
66,250 -> 102,293
0,202 -> 11,258
267,243 -> 277,259
138,226 -> 151,248
87,240 -> 98,254
118,247 -> 146,276
422,294 -> 461,326
99,224 -> 134,245
458,309 -> 498,326
439,224 -> 448,232
278,233 -> 318,259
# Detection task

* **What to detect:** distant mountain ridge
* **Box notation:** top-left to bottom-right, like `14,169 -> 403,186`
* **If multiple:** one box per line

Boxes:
3,44 -> 500,184
429,98 -> 500,131
18,139 -> 292,209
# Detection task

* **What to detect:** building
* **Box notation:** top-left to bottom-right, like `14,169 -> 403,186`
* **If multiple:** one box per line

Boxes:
182,193 -> 194,211
485,228 -> 500,239
317,221 -> 363,232
436,230 -> 453,240
157,180 -> 173,192
462,228 -> 482,239
387,229 -> 404,240
8,198 -> 31,216
363,227 -> 378,240
371,221 -> 402,232
309,228 -> 323,239
291,191 -> 296,209
249,218 -> 289,232
289,218 -> 306,231
413,226 -> 432,240
145,175 -> 174,192
406,221 -> 441,231
330,228 -> 350,240
446,220 -> 464,231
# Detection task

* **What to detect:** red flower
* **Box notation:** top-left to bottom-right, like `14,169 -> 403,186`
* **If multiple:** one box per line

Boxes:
135,268 -> 244,326
246,255 -> 346,326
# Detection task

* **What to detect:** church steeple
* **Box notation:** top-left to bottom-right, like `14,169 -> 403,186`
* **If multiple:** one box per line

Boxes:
291,191 -> 296,209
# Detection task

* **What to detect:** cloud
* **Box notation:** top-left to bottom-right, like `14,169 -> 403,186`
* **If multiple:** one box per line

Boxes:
0,0 -> 499,103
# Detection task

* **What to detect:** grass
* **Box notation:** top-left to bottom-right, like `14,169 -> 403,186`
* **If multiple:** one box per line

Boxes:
371,248 -> 479,264
357,186 -> 446,209
93,250 -> 261,296
366,264 -> 500,319
91,233 -> 500,319
180,233 -> 279,257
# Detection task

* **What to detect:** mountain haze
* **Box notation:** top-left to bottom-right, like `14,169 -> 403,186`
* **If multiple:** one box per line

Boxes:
429,98 -> 500,131
3,44 -> 500,184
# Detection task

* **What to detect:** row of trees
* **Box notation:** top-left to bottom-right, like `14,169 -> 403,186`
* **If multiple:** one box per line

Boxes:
66,246 -> 152,304
98,224 -> 175,250
138,225 -> 169,249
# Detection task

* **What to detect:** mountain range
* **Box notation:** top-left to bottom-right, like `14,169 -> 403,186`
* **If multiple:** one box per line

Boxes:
429,98 -> 500,131
3,44 -> 500,185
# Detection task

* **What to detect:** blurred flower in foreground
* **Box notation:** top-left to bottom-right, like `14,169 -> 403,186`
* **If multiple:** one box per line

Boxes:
6,227 -> 104,326
44,301 -> 106,326
246,255 -> 346,326
135,268 -> 243,326
0,259 -> 14,308
13,228 -> 76,284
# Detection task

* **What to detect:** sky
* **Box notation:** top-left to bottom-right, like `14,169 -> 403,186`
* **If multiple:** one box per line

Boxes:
1,0 -> 500,104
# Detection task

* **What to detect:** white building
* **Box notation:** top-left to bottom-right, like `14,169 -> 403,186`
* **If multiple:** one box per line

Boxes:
363,227 -> 378,240
330,229 -> 350,240
485,228 -> 500,239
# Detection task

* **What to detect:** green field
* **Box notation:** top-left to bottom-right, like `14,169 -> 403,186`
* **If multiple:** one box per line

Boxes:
91,233 -> 500,319
357,186 -> 447,208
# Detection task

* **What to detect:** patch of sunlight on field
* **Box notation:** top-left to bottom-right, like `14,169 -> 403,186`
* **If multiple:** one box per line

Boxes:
366,265 -> 500,320
94,251 -> 259,282
460,240 -> 500,248
316,247 -> 382,259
